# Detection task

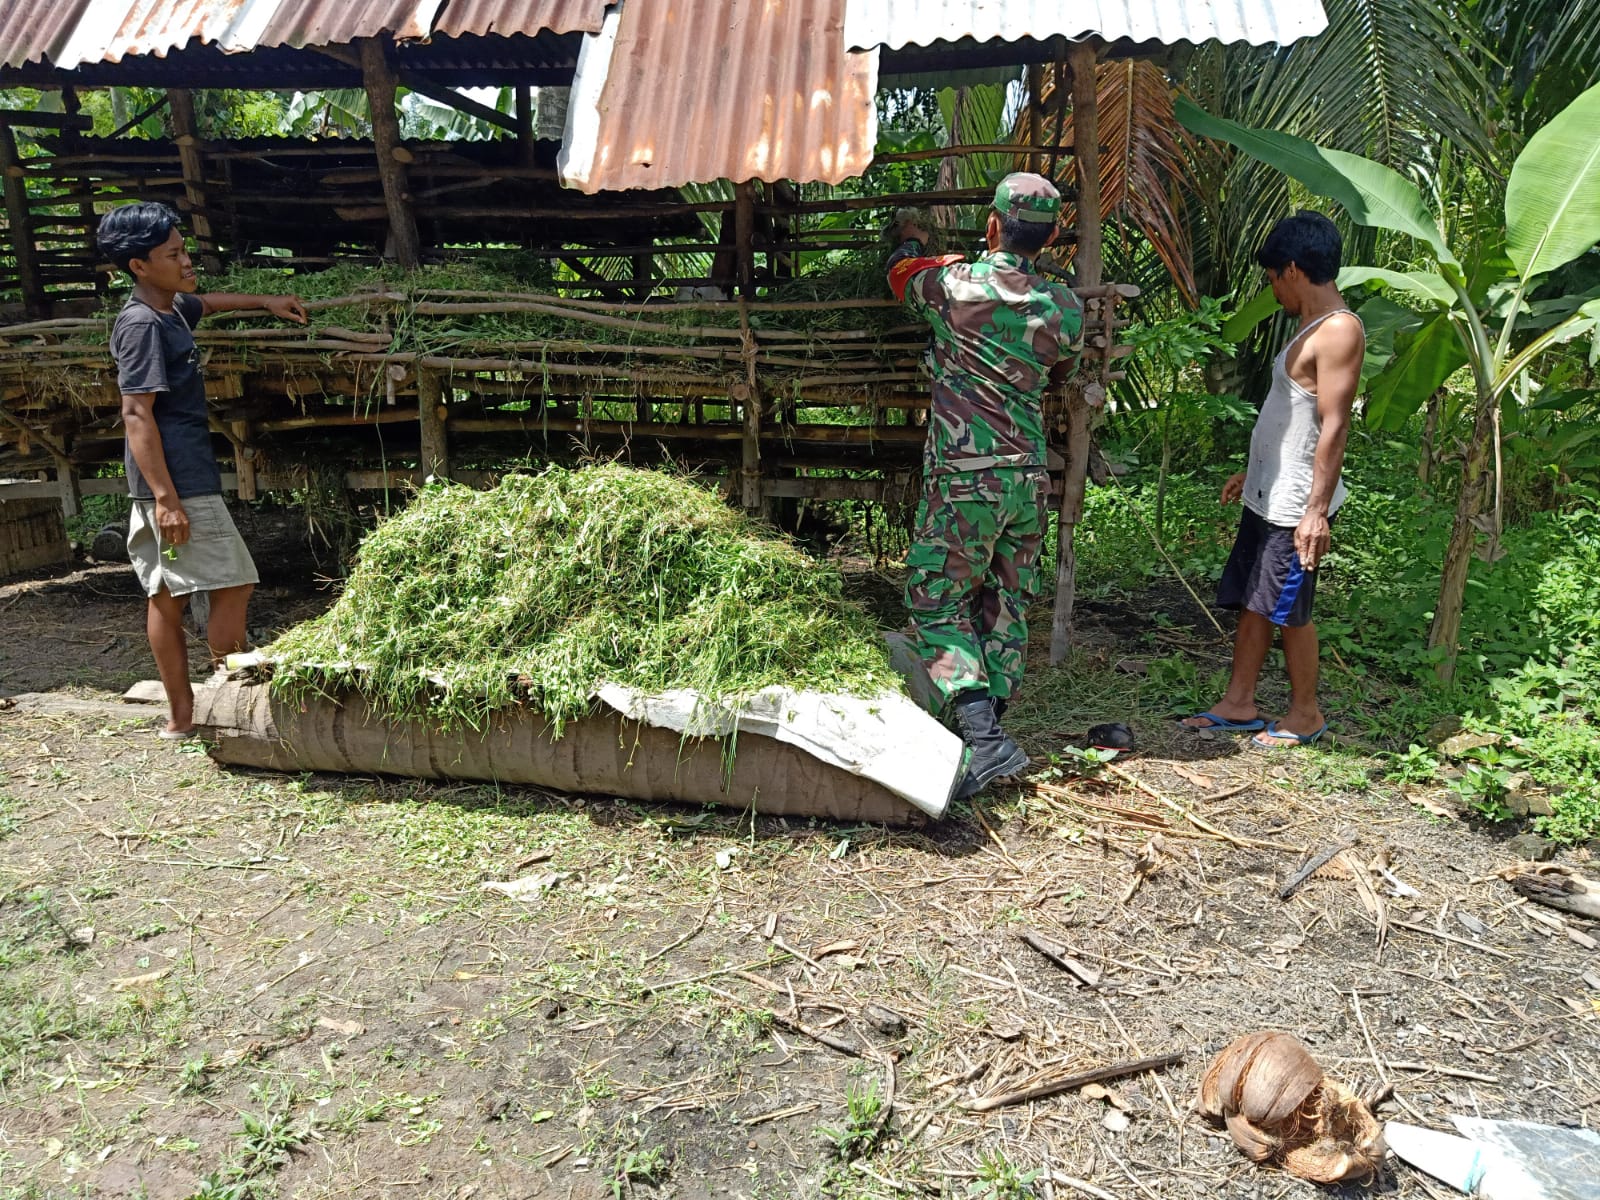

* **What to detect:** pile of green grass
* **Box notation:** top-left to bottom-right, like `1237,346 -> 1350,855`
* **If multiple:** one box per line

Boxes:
264,465 -> 899,730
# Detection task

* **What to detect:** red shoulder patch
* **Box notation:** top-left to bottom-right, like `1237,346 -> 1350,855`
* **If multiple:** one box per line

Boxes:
888,254 -> 964,301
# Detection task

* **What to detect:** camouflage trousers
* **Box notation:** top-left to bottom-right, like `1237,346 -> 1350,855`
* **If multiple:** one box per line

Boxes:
904,468 -> 1049,713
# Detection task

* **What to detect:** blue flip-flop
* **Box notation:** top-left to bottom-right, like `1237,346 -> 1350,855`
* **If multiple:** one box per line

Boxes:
1250,720 -> 1328,749
1181,711 -> 1266,732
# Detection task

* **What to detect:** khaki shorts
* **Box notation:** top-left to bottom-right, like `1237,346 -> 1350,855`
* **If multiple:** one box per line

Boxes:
128,494 -> 259,598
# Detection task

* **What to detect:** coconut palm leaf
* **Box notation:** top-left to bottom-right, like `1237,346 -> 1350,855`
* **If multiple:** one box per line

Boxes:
1183,0 -> 1494,299
1474,0 -> 1600,131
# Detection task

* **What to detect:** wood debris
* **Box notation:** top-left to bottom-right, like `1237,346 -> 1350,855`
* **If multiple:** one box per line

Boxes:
1503,864 -> 1600,920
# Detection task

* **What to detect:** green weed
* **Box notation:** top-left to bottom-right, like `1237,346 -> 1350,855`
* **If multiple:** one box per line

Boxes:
818,1080 -> 886,1161
612,1144 -> 670,1197
968,1150 -> 1040,1199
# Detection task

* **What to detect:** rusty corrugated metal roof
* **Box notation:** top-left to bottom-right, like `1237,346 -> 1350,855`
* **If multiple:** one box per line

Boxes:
260,0 -> 444,48
844,0 -> 1328,50
42,0 -> 444,68
1,0 -> 610,69
559,0 -> 878,194
0,0 -> 93,68
432,0 -> 608,39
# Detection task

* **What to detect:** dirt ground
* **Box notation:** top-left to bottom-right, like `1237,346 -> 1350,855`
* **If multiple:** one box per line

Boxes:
2,558 -> 1597,1200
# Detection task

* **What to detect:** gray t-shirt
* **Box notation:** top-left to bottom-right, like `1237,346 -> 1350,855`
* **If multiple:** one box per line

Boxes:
112,291 -> 220,500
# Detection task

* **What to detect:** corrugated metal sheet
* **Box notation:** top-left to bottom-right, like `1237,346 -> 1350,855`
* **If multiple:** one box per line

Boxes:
433,0 -> 608,39
1,0 -> 609,68
47,0 -> 443,67
259,0 -> 444,48
844,0 -> 1329,50
559,0 -> 879,193
0,0 -> 93,68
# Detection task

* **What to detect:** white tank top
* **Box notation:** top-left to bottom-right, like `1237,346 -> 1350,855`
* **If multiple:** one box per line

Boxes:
1242,310 -> 1360,526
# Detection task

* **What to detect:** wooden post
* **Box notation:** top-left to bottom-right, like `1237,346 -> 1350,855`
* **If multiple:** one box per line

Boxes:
734,181 -> 756,298
1049,39 -> 1104,666
229,420 -> 257,501
359,36 -> 423,270
735,290 -> 764,519
0,125 -> 46,318
1047,41 -> 1071,183
166,89 -> 222,272
61,87 -> 107,296
1026,65 -> 1046,172
417,368 -> 450,480
52,453 -> 81,520
514,85 -> 535,167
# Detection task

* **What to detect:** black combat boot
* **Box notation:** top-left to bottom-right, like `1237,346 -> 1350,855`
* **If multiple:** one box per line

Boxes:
951,691 -> 1029,800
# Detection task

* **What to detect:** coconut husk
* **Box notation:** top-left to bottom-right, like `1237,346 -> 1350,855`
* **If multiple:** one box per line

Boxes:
1197,1032 -> 1385,1185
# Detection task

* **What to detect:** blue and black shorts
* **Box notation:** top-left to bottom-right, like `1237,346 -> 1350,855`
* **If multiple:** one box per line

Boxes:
1217,507 -> 1325,628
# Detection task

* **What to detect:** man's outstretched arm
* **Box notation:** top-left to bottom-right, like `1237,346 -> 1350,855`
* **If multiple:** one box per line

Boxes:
199,293 -> 308,324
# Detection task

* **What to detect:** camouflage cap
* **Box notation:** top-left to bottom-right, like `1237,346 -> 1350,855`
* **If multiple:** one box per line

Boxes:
993,172 -> 1061,224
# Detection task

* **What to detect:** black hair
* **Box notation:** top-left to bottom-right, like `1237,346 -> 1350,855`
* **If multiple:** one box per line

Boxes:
996,211 -> 1054,257
1255,210 -> 1342,284
96,202 -> 184,274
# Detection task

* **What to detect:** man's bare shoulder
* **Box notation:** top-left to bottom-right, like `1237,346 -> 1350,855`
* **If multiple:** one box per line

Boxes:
1313,311 -> 1366,362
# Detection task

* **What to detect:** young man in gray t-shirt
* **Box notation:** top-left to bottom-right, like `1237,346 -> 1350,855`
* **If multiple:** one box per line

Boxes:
98,202 -> 306,739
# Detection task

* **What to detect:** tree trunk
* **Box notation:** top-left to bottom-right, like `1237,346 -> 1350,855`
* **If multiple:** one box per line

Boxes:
1427,387 -> 1495,680
359,36 -> 422,270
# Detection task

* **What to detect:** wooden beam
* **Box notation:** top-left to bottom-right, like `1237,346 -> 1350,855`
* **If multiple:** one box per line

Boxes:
0,109 -> 93,131
106,93 -> 170,140
0,125 -> 46,318
358,36 -> 423,270
314,42 -> 517,135
1050,38 -> 1104,667
404,77 -> 520,134
166,89 -> 222,272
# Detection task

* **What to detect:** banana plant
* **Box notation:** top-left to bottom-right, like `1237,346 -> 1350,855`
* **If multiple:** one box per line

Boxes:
1177,82 -> 1600,680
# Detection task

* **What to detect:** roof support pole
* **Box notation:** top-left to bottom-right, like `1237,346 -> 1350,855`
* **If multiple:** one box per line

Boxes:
1050,38 -> 1104,666
417,367 -> 450,481
514,85 -> 535,167
61,87 -> 107,296
0,124 -> 46,318
167,89 -> 222,273
359,35 -> 423,271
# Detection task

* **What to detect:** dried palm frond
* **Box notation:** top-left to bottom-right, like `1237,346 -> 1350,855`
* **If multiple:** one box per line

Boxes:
1017,59 -> 1197,303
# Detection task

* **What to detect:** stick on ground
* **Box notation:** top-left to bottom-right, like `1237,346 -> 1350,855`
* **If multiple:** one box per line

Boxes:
962,1051 -> 1184,1112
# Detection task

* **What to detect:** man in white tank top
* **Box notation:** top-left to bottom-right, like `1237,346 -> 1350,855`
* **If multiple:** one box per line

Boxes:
1181,212 -> 1365,748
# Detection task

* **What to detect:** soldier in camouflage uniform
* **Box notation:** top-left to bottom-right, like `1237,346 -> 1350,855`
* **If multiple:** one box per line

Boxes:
887,173 -> 1084,800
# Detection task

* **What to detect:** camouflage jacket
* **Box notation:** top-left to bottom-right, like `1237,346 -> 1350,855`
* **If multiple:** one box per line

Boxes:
888,241 -> 1084,475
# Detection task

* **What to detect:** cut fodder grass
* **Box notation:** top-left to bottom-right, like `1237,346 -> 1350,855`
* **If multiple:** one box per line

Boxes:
264,465 -> 899,730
